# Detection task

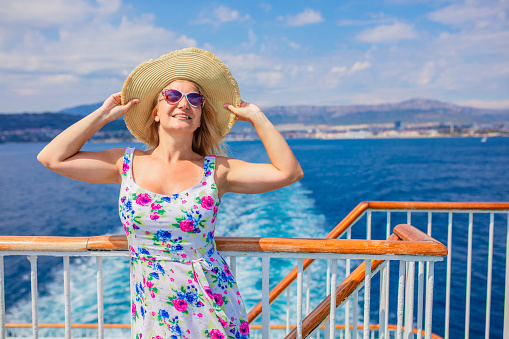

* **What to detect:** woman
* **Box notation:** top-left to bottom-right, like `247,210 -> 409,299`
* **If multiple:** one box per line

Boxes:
38,48 -> 303,339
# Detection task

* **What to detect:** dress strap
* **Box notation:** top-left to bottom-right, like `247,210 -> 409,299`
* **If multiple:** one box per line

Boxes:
121,147 -> 135,181
203,155 -> 216,183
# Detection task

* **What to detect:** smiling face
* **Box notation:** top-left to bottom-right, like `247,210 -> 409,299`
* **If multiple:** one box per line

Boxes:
154,80 -> 202,136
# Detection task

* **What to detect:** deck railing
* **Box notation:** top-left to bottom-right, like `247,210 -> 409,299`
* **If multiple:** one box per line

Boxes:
252,202 -> 509,339
0,223 -> 446,339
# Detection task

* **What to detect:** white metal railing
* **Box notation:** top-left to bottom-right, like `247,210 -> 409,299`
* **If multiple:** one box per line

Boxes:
0,230 -> 444,339
346,204 -> 509,339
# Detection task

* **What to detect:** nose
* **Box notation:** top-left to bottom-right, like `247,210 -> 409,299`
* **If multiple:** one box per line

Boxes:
177,94 -> 190,109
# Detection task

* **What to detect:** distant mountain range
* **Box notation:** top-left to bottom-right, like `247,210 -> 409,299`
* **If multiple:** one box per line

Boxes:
1,98 -> 508,133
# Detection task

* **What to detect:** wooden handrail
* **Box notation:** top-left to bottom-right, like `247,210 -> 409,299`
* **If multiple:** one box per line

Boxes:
366,201 -> 509,210
0,234 -> 445,256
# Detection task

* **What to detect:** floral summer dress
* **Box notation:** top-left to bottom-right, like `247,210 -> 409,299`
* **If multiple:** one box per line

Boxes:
118,148 -> 249,339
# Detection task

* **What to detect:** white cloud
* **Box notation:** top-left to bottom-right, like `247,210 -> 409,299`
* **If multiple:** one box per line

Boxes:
192,5 -> 249,26
0,0 -> 197,112
350,61 -> 371,73
428,1 -> 509,27
356,22 -> 419,43
242,29 -> 258,49
281,8 -> 324,27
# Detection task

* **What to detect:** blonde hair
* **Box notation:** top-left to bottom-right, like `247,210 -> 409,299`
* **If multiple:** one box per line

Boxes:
144,81 -> 227,156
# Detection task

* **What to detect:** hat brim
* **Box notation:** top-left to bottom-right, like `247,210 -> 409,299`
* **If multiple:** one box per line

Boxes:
121,48 -> 240,145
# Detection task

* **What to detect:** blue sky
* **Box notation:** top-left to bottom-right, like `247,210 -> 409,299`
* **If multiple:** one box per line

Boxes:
1,0 -> 508,113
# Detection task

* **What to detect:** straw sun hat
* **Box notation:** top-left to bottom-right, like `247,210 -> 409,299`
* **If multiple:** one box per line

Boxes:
121,48 -> 240,145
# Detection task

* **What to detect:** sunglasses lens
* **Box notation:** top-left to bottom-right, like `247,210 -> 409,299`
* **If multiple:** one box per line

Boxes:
164,89 -> 183,103
187,93 -> 204,107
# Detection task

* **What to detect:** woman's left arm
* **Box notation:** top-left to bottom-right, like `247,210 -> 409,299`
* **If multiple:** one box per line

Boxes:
217,101 -> 304,196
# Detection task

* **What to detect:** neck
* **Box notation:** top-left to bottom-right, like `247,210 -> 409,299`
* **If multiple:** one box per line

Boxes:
152,132 -> 198,162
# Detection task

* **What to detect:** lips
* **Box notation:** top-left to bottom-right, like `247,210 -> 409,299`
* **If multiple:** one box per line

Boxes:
172,113 -> 191,119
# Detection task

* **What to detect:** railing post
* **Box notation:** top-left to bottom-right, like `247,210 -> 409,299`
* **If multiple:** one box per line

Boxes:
417,261 -> 425,339
425,262 -> 435,339
262,257 -> 270,339
63,256 -> 71,339
397,260 -> 406,339
97,257 -> 104,339
28,255 -> 39,339
297,258 -> 303,339
465,212 -> 473,339
484,213 -> 494,339
352,293 -> 358,339
363,259 -> 371,339
445,212 -> 453,339
404,261 -> 415,339
0,256 -> 5,339
504,213 -> 509,339
329,259 -> 338,339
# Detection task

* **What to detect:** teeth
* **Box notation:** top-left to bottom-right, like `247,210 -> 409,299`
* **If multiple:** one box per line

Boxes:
173,114 -> 191,119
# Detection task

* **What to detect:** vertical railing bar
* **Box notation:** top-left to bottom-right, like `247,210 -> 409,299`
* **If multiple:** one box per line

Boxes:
397,260 -> 405,339
324,259 -> 331,339
306,267 -> 311,315
230,256 -> 237,278
445,212 -> 453,339
504,213 -> 509,339
367,211 -> 372,240
286,287 -> 291,335
404,262 -> 415,339
424,262 -> 435,339
427,212 -> 432,236
297,258 -> 303,339
262,256 -> 270,339
330,259 -> 338,339
485,213 -> 494,339
28,255 -> 39,339
465,212 -> 473,339
0,256 -> 5,339
385,212 -> 391,339
379,262 -> 387,339
407,211 -> 411,225
416,261 -> 424,339
63,256 -> 71,339
97,257 -> 104,339
363,259 -> 371,339
345,262 -> 351,339
352,293 -> 358,339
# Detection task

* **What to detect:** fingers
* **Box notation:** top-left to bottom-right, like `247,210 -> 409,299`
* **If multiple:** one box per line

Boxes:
122,98 -> 140,112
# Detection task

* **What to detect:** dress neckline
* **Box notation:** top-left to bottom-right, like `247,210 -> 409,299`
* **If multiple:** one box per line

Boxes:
129,153 -> 210,197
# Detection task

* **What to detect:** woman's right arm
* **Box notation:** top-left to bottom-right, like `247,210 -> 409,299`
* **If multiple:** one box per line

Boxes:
37,93 -> 139,184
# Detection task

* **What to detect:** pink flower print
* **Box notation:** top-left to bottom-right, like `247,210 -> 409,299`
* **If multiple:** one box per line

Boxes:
150,291 -> 155,298
193,205 -> 199,209
170,278 -> 174,282
152,311 -> 155,316
211,216 -> 216,223
152,336 -> 163,339
224,264 -> 232,276
131,303 -> 136,318
122,162 -> 129,174
210,329 -> 225,339
188,279 -> 193,284
179,219 -> 194,232
172,298 -> 188,312
182,200 -> 187,204
136,193 -> 152,206
145,231 -> 150,235
209,308 -> 213,313
213,293 -> 223,306
151,203 -> 161,210
201,196 -> 214,210
197,313 -> 203,318
240,322 -> 250,335
205,286 -> 213,298
182,254 -> 187,258
219,318 -> 227,327
214,206 -> 219,214
194,271 -> 199,282
202,181 -> 207,186
146,281 -> 153,288
149,212 -> 160,221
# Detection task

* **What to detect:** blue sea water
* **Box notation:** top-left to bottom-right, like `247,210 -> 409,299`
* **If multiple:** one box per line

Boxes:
0,137 -> 508,338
